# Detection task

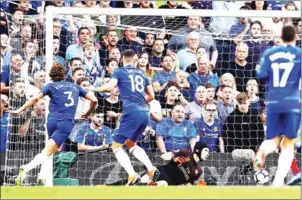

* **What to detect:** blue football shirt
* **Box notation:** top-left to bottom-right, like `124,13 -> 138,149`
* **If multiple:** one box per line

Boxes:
111,66 -> 150,114
257,45 -> 301,112
75,124 -> 112,146
42,81 -> 87,120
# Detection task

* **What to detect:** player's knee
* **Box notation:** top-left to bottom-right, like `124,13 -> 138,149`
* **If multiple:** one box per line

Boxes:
272,137 -> 281,145
111,142 -> 123,151
125,139 -> 136,149
43,139 -> 59,156
280,137 -> 296,150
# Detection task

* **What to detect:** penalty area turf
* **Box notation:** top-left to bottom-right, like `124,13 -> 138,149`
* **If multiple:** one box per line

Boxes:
1,186 -> 300,199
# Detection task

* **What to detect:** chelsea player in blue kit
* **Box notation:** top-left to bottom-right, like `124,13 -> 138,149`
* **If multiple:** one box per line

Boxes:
93,50 -> 159,185
10,63 -> 97,185
254,25 -> 301,186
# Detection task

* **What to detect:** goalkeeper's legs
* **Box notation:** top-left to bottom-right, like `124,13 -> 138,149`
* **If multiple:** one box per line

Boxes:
15,139 -> 58,185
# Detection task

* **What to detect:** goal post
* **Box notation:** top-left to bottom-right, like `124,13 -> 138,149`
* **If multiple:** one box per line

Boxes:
41,6 -> 301,186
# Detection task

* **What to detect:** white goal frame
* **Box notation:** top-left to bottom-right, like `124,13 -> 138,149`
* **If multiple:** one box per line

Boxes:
44,7 -> 300,187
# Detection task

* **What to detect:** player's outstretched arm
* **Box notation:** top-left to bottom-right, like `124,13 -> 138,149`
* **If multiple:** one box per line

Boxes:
145,85 -> 155,103
9,93 -> 44,115
93,78 -> 118,93
82,92 -> 98,118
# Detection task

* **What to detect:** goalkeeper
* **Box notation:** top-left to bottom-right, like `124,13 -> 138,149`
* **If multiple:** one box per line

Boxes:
109,143 -> 209,186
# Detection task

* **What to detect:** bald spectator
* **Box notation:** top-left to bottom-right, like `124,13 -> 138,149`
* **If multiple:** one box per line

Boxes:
187,56 -> 219,98
220,42 -> 255,92
168,16 -> 218,67
176,32 -> 199,71
185,86 -> 207,122
217,85 -> 236,122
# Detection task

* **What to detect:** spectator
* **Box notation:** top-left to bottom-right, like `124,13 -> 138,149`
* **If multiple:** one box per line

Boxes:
0,8 -> 8,35
104,58 -> 119,77
283,1 -> 298,25
217,85 -> 236,122
99,30 -> 119,66
11,22 -> 32,52
66,57 -> 83,82
222,92 -> 265,152
153,55 -> 176,95
66,77 -> 94,150
229,6 -> 251,45
0,94 -> 8,186
176,32 -> 199,71
96,82 -> 122,130
0,32 -> 11,68
82,42 -> 104,87
217,73 -> 239,101
1,54 -> 24,93
220,42 -> 255,92
194,102 -> 224,153
108,47 -> 121,64
156,103 -> 197,153
250,1 -> 270,26
66,27 -> 91,61
293,18 -> 301,47
137,51 -> 154,79
174,70 -> 191,101
18,98 -> 46,150
245,21 -> 268,65
21,40 -> 41,82
149,39 -> 165,68
9,8 -> 24,38
75,111 -> 112,152
160,82 -> 188,118
143,33 -> 155,55
117,27 -> 143,54
262,24 -> 275,47
188,56 -> 219,97
246,79 -> 265,116
25,70 -> 46,99
185,86 -> 207,122
210,1 -> 244,35
71,67 -> 85,84
205,83 -> 215,103
158,1 -> 187,30
51,35 -> 65,66
168,16 -> 218,67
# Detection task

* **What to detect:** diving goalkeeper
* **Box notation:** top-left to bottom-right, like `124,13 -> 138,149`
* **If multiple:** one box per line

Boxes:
109,142 -> 210,186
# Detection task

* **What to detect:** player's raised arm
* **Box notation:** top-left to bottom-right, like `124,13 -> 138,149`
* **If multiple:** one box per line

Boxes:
9,93 -> 44,115
145,84 -> 155,103
82,91 -> 98,118
92,78 -> 118,93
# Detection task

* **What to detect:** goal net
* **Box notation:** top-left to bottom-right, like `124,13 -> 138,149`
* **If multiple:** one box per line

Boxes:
3,5 -> 300,186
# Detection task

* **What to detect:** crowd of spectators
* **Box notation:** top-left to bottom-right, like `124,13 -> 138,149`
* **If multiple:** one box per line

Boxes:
0,1 -> 301,168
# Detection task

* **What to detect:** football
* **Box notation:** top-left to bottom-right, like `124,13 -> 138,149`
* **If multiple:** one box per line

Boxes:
254,169 -> 270,185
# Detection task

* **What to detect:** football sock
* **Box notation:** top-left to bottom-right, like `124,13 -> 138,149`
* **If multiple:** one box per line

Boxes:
290,158 -> 300,175
260,140 -> 278,156
129,145 -> 153,172
23,152 -> 49,174
113,147 -> 136,176
273,149 -> 294,186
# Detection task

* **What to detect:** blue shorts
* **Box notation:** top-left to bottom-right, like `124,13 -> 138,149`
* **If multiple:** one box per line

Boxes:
47,118 -> 74,147
266,110 -> 301,140
113,111 -> 150,144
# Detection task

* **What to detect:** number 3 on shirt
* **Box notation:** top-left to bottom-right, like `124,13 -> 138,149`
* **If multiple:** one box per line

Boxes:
129,75 -> 144,92
271,63 -> 294,87
64,91 -> 74,107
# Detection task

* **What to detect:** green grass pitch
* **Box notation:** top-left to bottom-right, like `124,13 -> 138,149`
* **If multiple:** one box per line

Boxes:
1,186 -> 300,199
